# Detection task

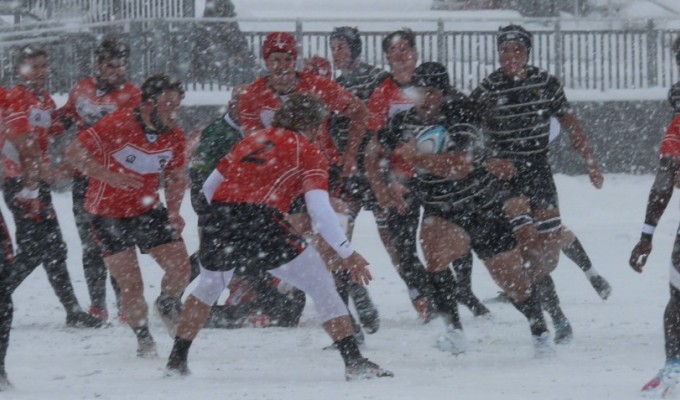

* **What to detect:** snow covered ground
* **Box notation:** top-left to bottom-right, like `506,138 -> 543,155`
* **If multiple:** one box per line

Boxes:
3,173 -> 679,400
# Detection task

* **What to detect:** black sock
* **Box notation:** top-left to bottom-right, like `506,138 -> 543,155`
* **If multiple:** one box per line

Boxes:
158,292 -> 181,314
535,275 -> 568,324
131,324 -> 153,341
510,289 -> 548,336
666,286 -> 680,361
169,336 -> 193,365
451,253 -> 476,305
335,336 -> 363,366
428,269 -> 462,330
562,237 -> 593,273
44,259 -> 82,314
333,270 -> 352,306
0,295 -> 12,376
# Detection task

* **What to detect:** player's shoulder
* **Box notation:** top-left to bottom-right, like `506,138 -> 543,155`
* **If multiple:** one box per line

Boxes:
71,77 -> 97,94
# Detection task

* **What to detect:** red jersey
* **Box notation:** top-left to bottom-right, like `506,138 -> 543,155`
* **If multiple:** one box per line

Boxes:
0,87 -> 8,150
367,76 -> 415,132
3,85 -> 64,178
60,77 -> 141,130
660,114 -> 680,157
313,119 -> 342,166
211,127 -> 329,214
77,108 -> 186,218
239,71 -> 355,135
367,76 -> 416,177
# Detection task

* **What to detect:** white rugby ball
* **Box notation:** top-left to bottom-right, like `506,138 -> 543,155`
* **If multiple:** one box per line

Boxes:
415,125 -> 448,154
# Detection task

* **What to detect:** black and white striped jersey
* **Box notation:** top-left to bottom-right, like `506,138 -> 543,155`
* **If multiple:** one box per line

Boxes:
379,95 -> 501,211
470,66 -> 571,158
330,62 -> 390,155
669,81 -> 680,114
336,61 -> 391,102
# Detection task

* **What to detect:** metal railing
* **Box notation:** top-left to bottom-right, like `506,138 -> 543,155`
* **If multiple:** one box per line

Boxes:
0,17 -> 676,95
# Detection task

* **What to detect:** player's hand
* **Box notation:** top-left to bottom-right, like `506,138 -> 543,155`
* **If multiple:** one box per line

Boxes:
387,182 -> 409,214
106,171 -> 144,190
629,239 -> 652,273
587,161 -> 604,189
342,251 -> 372,285
14,186 -> 49,222
483,158 -> 516,181
396,139 -> 418,164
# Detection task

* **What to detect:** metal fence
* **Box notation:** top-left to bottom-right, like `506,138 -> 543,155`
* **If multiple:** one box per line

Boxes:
19,0 -> 195,22
0,17 -> 677,95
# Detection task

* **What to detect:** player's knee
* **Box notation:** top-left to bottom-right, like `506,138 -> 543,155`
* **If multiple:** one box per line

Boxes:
191,269 -> 229,306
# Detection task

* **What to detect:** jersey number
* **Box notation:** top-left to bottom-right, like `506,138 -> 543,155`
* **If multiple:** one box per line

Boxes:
241,140 -> 275,164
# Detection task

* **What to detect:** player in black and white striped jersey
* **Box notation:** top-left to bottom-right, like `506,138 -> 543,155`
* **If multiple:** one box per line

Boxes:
470,24 -> 604,345
391,62 -> 553,356
328,27 -> 391,335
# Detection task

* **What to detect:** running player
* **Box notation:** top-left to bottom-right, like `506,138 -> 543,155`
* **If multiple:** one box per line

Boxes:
631,36 -> 680,397
166,93 -> 393,380
66,74 -> 192,357
3,44 -> 103,328
470,25 -> 604,344
59,37 -> 142,322
392,62 -> 554,357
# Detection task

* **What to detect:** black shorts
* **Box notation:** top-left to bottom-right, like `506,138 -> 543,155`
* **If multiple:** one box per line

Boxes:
91,206 -> 180,257
423,202 -> 516,261
0,216 -> 12,283
505,155 -> 558,211
199,203 -> 307,273
346,174 -> 380,212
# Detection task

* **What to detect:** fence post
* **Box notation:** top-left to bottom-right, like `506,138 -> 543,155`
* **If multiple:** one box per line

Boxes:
183,0 -> 195,18
437,18 -> 445,64
646,19 -> 657,87
112,0 -> 123,21
554,19 -> 563,81
295,19 -> 303,69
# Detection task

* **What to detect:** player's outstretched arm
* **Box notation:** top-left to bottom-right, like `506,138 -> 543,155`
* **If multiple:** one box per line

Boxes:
629,155 -> 679,272
559,112 -> 604,189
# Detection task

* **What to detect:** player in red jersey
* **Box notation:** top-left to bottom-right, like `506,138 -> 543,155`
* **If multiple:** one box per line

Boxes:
66,74 -> 192,357
0,82 -> 43,390
239,32 -> 367,178
166,93 -> 392,381
2,44 -> 104,328
240,34 -> 373,339
59,37 -> 142,322
631,39 -> 680,396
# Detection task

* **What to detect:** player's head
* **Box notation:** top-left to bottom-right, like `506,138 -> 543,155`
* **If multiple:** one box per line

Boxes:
262,32 -> 298,94
95,37 -> 130,88
302,55 -> 332,80
15,43 -> 48,89
382,29 -> 418,80
411,62 -> 449,122
271,93 -> 327,138
497,24 -> 532,78
140,73 -> 184,131
330,26 -> 361,71
497,24 -> 532,54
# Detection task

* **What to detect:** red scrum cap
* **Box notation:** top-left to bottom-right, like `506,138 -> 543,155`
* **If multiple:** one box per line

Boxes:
262,32 -> 298,60
303,55 -> 332,79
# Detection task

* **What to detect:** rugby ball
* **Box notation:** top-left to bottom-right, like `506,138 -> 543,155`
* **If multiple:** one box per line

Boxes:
415,125 -> 449,154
